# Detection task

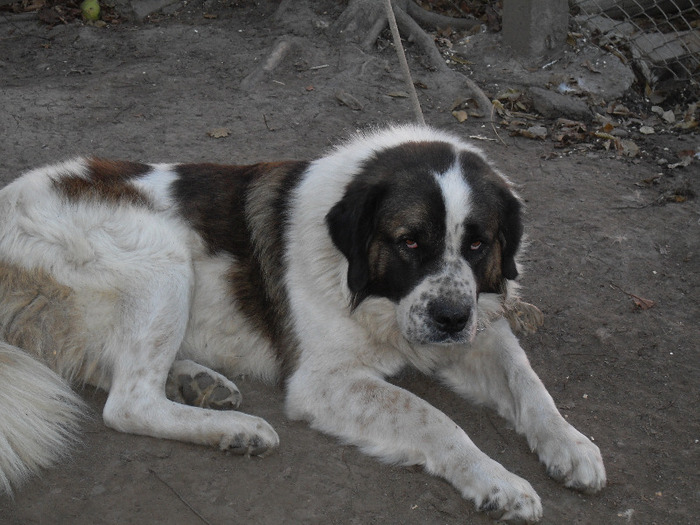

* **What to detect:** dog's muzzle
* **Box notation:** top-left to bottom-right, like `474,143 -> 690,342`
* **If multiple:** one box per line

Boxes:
398,294 -> 476,345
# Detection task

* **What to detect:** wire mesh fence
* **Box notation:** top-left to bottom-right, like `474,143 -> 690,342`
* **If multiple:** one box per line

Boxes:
570,0 -> 700,94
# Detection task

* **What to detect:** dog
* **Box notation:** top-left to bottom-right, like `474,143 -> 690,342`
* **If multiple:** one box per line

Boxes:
0,125 -> 605,522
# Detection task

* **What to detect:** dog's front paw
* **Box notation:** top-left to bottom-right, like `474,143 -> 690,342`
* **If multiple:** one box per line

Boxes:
219,417 -> 280,457
537,423 -> 606,493
463,463 -> 543,524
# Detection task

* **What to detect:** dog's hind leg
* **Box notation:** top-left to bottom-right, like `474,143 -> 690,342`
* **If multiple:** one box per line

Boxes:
97,268 -> 278,456
166,359 -> 242,410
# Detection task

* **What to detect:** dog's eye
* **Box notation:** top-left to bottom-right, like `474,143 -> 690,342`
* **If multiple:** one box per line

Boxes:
470,240 -> 483,251
405,239 -> 418,249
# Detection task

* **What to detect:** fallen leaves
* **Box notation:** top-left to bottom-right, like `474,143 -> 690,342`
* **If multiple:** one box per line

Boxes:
450,96 -> 485,122
484,86 -> 698,170
552,118 -> 587,143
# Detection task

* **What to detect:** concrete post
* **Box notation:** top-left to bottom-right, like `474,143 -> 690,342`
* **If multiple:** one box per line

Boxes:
502,0 -> 569,59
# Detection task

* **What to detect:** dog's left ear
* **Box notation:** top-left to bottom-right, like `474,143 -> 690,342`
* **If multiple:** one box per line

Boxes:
498,186 -> 523,280
326,181 -> 386,299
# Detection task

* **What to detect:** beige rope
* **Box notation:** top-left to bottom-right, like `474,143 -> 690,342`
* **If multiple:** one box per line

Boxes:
383,0 -> 425,125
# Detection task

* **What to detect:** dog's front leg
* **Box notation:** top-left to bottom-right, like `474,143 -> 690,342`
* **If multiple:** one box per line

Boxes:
286,365 -> 543,523
437,318 -> 606,493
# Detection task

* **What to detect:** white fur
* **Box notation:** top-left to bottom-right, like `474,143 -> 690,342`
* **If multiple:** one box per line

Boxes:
0,343 -> 85,496
0,126 -> 605,523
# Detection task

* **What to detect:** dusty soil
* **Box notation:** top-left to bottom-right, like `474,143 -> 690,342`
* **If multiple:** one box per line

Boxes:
1,1 -> 698,524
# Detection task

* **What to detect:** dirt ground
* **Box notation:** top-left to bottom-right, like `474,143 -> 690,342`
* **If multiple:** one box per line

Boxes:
1,1 -> 698,524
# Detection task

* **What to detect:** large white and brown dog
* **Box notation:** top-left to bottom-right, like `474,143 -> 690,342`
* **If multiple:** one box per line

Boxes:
0,125 -> 604,522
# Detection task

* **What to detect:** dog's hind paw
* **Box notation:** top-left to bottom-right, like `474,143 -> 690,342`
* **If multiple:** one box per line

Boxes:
167,360 -> 242,410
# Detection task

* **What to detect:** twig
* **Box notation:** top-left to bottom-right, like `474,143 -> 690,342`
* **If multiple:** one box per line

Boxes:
490,103 -> 506,146
383,0 -> 425,125
263,113 -> 274,131
148,468 -> 212,525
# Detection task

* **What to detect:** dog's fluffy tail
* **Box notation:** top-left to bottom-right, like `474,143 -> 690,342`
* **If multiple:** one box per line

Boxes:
0,342 -> 85,496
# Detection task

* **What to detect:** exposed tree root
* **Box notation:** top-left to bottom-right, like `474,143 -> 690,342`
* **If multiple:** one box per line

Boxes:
240,37 -> 300,91
405,1 -> 481,31
334,0 -> 494,120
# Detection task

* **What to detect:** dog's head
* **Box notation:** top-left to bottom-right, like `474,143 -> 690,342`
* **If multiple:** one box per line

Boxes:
326,137 -> 522,345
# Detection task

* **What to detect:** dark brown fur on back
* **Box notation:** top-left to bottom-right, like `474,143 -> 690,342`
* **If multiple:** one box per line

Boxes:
172,161 -> 308,376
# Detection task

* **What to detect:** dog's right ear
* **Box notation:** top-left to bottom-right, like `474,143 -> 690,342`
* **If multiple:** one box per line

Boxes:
325,181 -> 386,302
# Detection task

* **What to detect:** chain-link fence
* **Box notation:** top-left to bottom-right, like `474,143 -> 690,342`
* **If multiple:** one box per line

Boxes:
570,0 -> 700,93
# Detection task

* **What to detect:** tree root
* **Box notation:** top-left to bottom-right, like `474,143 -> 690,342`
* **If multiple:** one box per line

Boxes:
391,3 -> 494,121
334,0 -> 494,120
240,37 -> 300,91
405,1 -> 481,31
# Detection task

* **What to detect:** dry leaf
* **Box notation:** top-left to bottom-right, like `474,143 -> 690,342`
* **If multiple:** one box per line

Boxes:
335,90 -> 363,111
667,156 -> 692,169
611,283 -> 656,311
607,102 -> 631,116
452,110 -> 468,123
207,127 -> 230,139
387,91 -> 409,98
594,131 -> 616,140
582,59 -> 601,73
632,295 -> 655,310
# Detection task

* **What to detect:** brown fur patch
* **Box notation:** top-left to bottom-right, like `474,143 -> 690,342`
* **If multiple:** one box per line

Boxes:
87,158 -> 151,181
481,237 -> 504,293
0,262 -> 90,382
53,158 -> 152,207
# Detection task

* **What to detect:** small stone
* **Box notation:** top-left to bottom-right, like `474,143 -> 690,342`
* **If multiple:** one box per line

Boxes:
639,125 -> 655,134
618,139 -> 640,157
661,110 -> 675,124
524,125 -> 548,140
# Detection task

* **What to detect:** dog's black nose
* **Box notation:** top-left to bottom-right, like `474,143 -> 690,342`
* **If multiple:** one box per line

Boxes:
428,299 -> 470,334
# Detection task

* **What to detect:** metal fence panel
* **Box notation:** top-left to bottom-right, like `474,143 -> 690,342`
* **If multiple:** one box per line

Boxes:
571,0 -> 699,92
